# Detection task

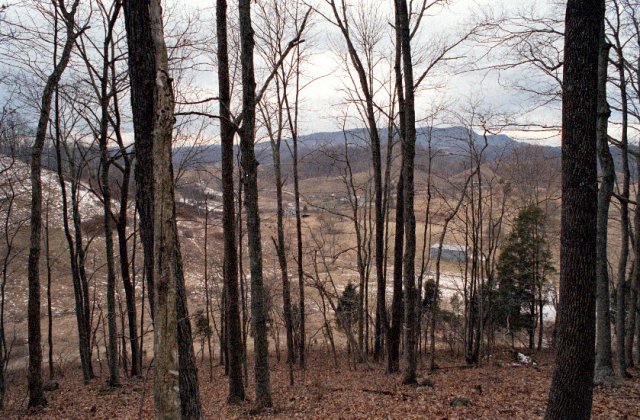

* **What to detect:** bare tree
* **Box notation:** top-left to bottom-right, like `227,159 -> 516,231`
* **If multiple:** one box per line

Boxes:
595,30 -> 615,383
387,2 -> 406,372
239,0 -> 272,408
429,166 -> 476,370
545,0 -> 603,417
122,0 -> 202,416
74,0 -> 141,377
608,0 -> 632,377
75,0 -> 124,388
393,0 -> 419,385
255,0 -> 308,381
25,0 -> 84,407
216,0 -> 245,404
0,111 -> 29,408
322,0 -> 387,361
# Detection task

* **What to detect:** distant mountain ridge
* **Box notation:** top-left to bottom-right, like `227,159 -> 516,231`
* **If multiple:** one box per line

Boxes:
170,125 -> 558,168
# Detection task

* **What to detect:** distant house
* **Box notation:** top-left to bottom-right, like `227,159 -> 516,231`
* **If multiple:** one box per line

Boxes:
430,244 -> 468,262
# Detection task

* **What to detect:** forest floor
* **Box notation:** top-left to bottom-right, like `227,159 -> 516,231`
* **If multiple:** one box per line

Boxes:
2,349 -> 639,419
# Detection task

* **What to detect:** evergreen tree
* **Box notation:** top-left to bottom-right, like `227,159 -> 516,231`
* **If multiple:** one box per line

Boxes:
496,205 -> 554,349
337,283 -> 360,335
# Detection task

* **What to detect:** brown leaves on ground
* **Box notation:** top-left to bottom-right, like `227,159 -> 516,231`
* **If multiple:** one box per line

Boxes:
2,350 -> 639,419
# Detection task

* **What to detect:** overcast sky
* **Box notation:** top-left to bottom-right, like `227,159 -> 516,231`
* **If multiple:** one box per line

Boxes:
0,0 -> 568,145
177,0 -> 565,144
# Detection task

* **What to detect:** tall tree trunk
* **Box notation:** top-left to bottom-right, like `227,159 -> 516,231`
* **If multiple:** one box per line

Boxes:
628,120 -> 639,367
627,263 -> 638,366
239,0 -> 272,407
545,0 -> 603,417
216,0 -> 245,403
123,0 -> 156,320
636,291 -> 640,363
52,108 -> 93,383
44,198 -> 53,380
595,33 -> 615,383
98,8 -> 121,386
395,0 -> 418,385
615,115 -> 630,377
387,15 -> 406,373
269,120 -> 295,381
237,167 -> 249,383
284,60 -> 306,368
175,248 -> 202,418
327,0 -> 385,362
71,178 -> 92,351
149,0 -> 181,414
101,138 -> 120,388
124,0 -> 202,417
203,204 -> 214,381
27,1 -> 80,407
116,169 -> 140,377
111,57 -> 141,376
611,12 -> 632,376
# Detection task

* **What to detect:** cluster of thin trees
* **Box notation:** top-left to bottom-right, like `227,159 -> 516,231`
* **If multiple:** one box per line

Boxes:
0,0 -> 637,418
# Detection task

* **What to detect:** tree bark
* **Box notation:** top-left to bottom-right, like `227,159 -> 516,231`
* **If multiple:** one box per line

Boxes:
395,0 -> 418,385
51,49 -> 94,382
111,52 -> 141,376
609,8 -> 632,375
27,0 -> 80,407
283,56 -> 306,368
387,10 -> 406,373
239,0 -> 272,408
44,199 -> 53,380
123,0 -> 202,417
268,111 -> 295,380
545,0 -> 603,417
594,32 -> 615,383
149,0 -> 181,414
97,3 -> 122,387
327,0 -> 386,362
216,0 -> 245,404
123,0 -> 156,320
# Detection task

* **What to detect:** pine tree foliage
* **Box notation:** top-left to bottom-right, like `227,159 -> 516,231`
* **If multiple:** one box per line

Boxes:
496,206 -> 554,344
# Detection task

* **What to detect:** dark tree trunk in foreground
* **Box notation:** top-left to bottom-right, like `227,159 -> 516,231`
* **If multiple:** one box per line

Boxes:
27,0 -> 81,407
216,0 -> 245,404
239,0 -> 272,408
395,0 -> 418,385
175,248 -> 202,418
149,1 -> 180,415
123,0 -> 201,417
387,10 -> 406,373
123,0 -> 156,320
545,0 -> 603,418
594,32 -> 615,383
